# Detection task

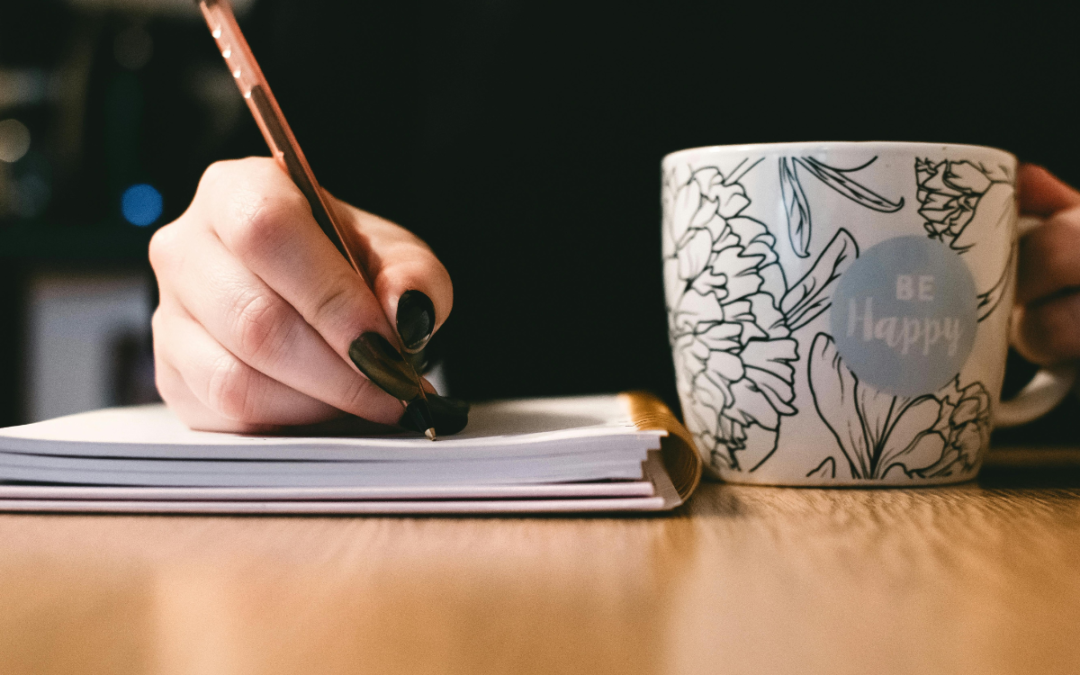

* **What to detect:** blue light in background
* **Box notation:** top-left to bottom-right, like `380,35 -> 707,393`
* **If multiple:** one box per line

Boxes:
121,183 -> 162,226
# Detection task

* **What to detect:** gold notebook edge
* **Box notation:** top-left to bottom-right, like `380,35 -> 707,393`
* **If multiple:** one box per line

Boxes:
620,391 -> 703,504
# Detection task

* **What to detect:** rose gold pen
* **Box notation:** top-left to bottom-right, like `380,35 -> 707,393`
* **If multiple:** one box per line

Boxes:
195,0 -> 437,440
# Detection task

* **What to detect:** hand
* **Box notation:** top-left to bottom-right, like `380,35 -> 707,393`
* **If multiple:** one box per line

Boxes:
1012,163 -> 1080,365
150,157 -> 452,432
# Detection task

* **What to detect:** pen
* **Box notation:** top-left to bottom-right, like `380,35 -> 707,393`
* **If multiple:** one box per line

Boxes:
194,0 -> 437,440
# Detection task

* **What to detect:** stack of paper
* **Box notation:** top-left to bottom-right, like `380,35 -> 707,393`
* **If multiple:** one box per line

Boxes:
0,394 -> 702,514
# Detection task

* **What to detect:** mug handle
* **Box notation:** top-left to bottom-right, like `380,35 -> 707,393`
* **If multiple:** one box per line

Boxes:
995,215 -> 1077,428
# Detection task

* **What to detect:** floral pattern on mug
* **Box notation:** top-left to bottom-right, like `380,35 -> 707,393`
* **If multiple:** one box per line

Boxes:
808,332 -> 991,480
664,162 -> 859,473
664,164 -> 795,471
915,159 -> 1016,320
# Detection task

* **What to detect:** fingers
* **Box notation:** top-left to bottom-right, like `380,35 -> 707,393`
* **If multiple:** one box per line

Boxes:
1015,205 -> 1080,305
151,219 -> 404,426
1014,210 -> 1080,363
152,305 -> 341,431
1012,298 -> 1080,366
1018,164 -> 1080,217
151,157 -> 453,429
194,158 -> 452,357
1012,164 -> 1080,364
341,204 -> 453,352
154,356 -> 250,433
194,158 -> 391,354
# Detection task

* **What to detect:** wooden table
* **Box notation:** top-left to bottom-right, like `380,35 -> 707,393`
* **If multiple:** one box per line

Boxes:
2,448 -> 1079,675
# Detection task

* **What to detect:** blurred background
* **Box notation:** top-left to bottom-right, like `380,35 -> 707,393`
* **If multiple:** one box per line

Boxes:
0,0 -> 1078,445
0,0 -> 258,425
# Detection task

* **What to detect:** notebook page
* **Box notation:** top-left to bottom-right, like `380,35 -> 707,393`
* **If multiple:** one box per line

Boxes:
0,397 -> 664,461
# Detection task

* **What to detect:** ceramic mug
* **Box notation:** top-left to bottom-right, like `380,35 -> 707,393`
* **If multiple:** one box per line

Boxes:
662,141 -> 1075,486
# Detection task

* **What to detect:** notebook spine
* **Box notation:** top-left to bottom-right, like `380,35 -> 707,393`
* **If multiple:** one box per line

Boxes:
620,391 -> 703,502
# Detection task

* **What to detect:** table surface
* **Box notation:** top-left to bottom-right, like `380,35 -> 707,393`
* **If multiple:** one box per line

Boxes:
2,448 -> 1079,675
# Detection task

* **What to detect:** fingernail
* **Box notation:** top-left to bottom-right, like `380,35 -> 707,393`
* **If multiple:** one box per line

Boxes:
396,290 -> 435,353
402,398 -> 435,437
400,393 -> 470,436
405,348 -> 428,374
348,332 -> 421,400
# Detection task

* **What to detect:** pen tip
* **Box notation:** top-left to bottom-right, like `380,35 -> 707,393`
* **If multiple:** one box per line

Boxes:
425,428 -> 437,441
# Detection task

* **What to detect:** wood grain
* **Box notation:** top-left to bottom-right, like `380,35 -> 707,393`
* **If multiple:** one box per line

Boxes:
2,460 -> 1080,675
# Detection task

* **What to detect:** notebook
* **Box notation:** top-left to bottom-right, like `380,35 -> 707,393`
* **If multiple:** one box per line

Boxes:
0,392 -> 702,514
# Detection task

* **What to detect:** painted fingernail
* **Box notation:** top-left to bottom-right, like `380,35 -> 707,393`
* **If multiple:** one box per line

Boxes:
348,332 -> 421,400
402,398 -> 436,436
396,290 -> 435,353
400,393 -> 470,436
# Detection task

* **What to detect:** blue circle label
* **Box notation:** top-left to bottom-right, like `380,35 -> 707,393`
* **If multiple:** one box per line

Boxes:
830,236 -> 977,397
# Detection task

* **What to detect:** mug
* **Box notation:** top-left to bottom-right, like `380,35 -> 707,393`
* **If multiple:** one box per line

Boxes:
662,142 -> 1074,486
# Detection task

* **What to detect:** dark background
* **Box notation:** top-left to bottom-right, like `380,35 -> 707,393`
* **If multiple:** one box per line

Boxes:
1,0 -> 1077,442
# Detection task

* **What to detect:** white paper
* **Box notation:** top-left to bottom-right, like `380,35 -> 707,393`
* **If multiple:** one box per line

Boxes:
0,480 -> 657,502
0,397 -> 662,460
0,452 -> 682,514
0,396 -> 667,491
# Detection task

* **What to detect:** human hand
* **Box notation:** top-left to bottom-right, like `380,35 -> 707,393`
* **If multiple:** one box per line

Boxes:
150,157 -> 453,432
1012,163 -> 1080,365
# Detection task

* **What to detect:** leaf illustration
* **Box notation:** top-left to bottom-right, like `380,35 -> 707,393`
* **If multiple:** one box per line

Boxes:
781,228 -> 860,331
806,457 -> 836,479
808,332 -> 992,481
808,333 -> 870,478
795,157 -> 904,213
873,395 -> 944,477
977,242 -> 1016,321
722,156 -> 765,188
779,158 -> 812,257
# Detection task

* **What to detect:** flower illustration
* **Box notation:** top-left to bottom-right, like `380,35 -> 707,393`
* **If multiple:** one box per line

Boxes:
915,159 -> 1015,320
916,380 -> 992,479
664,163 -> 798,472
780,156 -> 903,258
808,333 -> 991,480
916,159 -> 1010,246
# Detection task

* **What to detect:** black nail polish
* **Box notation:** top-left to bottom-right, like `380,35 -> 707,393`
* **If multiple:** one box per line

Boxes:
396,290 -> 435,353
400,393 -> 470,436
402,398 -> 435,436
405,348 -> 428,375
348,332 -> 421,401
